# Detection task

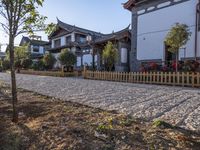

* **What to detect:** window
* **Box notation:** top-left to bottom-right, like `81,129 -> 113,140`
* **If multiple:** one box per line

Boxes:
54,39 -> 61,48
66,36 -> 71,44
80,36 -> 86,43
76,34 -> 86,43
33,46 -> 39,53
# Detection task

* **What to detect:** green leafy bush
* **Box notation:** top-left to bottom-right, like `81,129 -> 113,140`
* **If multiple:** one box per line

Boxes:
102,41 -> 118,71
2,59 -> 10,70
58,49 -> 76,67
32,60 -> 45,71
14,60 -> 21,68
21,58 -> 33,69
43,53 -> 56,70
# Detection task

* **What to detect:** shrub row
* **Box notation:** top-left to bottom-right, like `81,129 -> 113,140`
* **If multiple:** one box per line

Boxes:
140,60 -> 200,72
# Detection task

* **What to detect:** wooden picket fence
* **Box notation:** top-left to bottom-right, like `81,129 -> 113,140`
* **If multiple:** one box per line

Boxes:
84,71 -> 200,87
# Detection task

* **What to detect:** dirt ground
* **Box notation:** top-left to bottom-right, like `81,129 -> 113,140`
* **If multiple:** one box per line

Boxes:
0,83 -> 200,150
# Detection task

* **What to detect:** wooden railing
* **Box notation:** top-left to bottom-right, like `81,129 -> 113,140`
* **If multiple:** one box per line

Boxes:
84,71 -> 200,87
20,70 -> 82,77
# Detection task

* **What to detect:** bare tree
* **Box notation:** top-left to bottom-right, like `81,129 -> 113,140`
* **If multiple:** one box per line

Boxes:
0,0 -> 46,123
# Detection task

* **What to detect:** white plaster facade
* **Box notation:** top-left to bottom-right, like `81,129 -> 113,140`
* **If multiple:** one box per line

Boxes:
121,48 -> 128,63
82,54 -> 97,66
137,0 -> 200,61
52,53 -> 61,68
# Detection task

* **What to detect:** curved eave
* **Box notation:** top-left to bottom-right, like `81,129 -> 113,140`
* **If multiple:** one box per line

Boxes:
94,27 -> 131,44
123,0 -> 135,11
46,42 -> 91,53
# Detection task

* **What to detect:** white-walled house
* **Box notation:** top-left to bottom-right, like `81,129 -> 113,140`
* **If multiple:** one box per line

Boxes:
124,0 -> 200,71
47,19 -> 102,69
47,19 -> 131,71
19,35 -> 49,61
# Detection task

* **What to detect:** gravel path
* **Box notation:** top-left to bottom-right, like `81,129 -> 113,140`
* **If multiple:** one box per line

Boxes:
0,73 -> 200,131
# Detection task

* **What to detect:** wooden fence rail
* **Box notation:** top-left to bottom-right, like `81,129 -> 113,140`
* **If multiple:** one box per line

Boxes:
84,71 -> 200,87
20,70 -> 82,77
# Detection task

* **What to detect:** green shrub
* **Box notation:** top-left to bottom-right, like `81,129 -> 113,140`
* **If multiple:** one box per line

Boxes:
2,59 -> 10,70
32,60 -> 44,71
102,41 -> 118,71
21,58 -> 32,69
58,49 -> 76,67
43,53 -> 56,70
14,60 -> 21,68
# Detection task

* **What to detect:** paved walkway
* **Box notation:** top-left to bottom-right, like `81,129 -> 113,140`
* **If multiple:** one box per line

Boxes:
0,73 -> 200,131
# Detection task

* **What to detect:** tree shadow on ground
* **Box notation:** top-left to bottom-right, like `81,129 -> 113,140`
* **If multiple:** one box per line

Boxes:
0,84 -> 200,150
0,103 -> 45,150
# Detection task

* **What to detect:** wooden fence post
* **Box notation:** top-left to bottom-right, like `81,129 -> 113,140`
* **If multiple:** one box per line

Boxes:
197,72 -> 200,87
83,65 -> 87,79
80,69 -> 199,88
192,72 -> 195,87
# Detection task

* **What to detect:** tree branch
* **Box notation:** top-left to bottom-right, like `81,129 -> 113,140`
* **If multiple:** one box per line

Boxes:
0,22 -> 9,34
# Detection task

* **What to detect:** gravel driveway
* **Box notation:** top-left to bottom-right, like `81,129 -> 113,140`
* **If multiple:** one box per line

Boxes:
0,73 -> 200,131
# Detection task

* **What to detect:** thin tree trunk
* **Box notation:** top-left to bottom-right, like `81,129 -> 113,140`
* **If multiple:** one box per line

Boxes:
92,53 -> 95,71
176,51 -> 178,73
9,35 -> 18,123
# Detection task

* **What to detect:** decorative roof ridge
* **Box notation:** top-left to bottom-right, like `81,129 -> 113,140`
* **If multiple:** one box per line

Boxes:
123,0 -> 135,11
22,36 -> 48,43
102,24 -> 131,36
57,18 -> 104,36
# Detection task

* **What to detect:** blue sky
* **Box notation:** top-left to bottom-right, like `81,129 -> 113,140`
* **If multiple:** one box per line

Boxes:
0,0 -> 131,51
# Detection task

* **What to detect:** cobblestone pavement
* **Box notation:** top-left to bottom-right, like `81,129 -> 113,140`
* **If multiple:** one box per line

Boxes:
0,73 -> 200,131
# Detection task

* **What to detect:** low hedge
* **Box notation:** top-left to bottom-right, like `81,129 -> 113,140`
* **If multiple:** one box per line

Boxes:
19,70 -> 82,77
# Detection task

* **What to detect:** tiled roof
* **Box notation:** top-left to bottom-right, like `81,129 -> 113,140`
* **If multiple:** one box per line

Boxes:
94,25 -> 131,44
47,42 -> 90,52
57,19 -> 104,37
123,0 -> 136,11
30,39 -> 49,46
124,0 -> 152,11
20,36 -> 49,46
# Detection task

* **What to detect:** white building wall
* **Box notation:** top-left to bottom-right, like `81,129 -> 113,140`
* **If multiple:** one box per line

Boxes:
121,48 -> 128,63
52,53 -> 61,68
61,36 -> 65,46
51,41 -> 54,48
77,56 -> 81,67
39,46 -> 44,54
137,0 -> 199,61
30,45 -> 33,53
82,54 -> 97,66
83,54 -> 92,65
71,32 -> 75,42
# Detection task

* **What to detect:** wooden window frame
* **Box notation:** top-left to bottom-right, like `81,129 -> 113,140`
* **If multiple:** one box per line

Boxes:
54,39 -> 61,48
33,46 -> 39,53
66,36 -> 71,44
